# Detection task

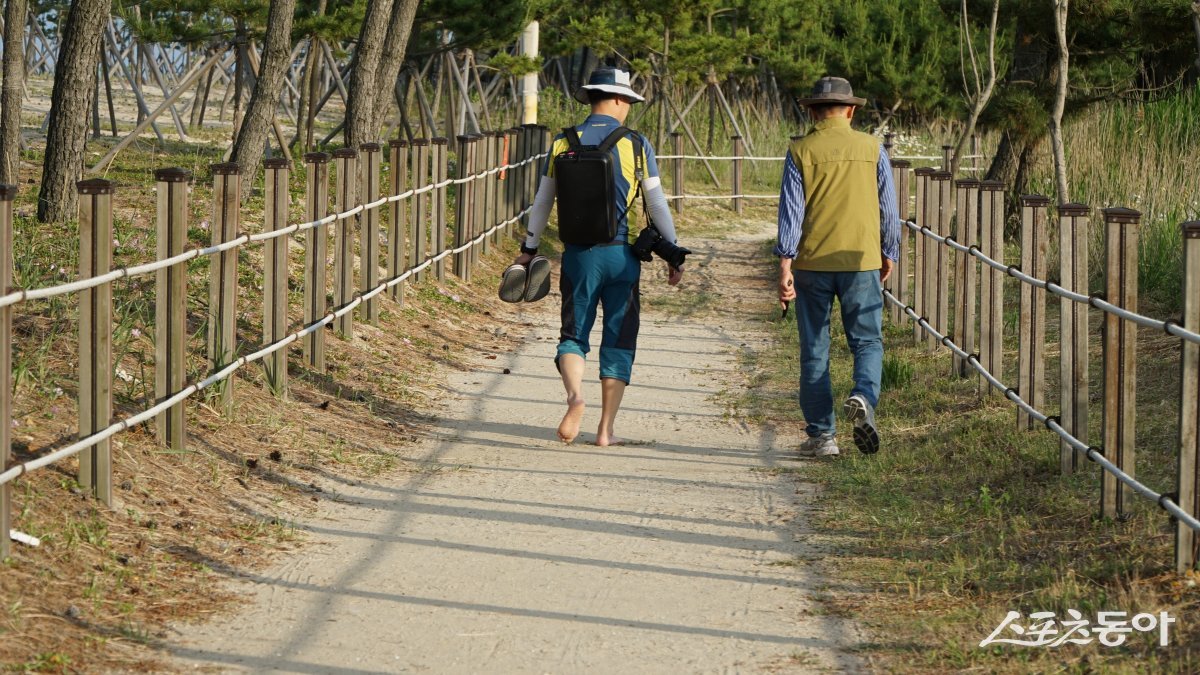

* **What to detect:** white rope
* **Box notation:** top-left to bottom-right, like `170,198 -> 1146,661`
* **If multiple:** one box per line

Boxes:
0,204 -> 533,488
656,155 -> 786,161
882,288 -> 1200,532
665,194 -> 779,201
0,151 -> 550,309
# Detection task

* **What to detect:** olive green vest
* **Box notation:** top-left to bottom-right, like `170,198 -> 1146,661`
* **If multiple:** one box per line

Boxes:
789,117 -> 881,272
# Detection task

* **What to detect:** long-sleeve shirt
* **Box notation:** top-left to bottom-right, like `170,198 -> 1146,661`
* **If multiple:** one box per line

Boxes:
773,145 -> 901,263
524,114 -> 678,249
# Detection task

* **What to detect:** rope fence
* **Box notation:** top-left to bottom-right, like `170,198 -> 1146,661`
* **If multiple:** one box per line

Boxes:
1,125 -> 554,558
661,135 -> 1200,573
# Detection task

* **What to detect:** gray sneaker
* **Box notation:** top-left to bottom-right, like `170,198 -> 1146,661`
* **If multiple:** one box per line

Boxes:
844,394 -> 879,454
798,433 -> 839,458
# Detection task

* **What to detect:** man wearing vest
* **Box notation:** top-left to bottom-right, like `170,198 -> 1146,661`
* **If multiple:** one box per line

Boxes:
776,76 -> 901,458
514,68 -> 682,446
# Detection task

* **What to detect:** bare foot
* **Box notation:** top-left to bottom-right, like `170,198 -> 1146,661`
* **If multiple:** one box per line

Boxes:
557,395 -> 585,443
594,427 -> 623,447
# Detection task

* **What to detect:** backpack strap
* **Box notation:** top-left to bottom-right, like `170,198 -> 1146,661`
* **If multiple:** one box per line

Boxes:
563,127 -> 583,149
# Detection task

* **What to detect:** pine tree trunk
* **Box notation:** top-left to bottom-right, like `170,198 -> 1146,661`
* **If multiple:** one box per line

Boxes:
229,0 -> 297,194
1048,0 -> 1071,203
37,0 -> 111,223
1,0 -> 28,185
345,0 -> 394,149
369,0 -> 420,138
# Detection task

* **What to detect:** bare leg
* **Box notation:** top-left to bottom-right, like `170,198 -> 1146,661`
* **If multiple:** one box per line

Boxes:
556,354 -> 586,443
595,377 -> 627,447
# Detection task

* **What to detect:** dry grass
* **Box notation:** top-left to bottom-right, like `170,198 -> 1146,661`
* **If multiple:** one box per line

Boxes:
0,132 -> 535,671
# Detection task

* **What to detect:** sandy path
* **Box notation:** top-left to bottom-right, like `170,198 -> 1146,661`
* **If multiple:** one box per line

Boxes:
166,235 -> 862,674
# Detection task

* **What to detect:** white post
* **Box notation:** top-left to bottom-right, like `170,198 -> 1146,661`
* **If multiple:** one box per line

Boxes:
520,21 -> 540,125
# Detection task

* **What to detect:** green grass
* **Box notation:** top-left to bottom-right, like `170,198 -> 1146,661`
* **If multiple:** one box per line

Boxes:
733,238 -> 1199,672
1027,86 -> 1200,313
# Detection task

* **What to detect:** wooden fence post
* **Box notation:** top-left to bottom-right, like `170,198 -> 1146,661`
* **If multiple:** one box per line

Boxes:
889,159 -> 912,325
360,143 -> 382,324
471,134 -> 487,268
0,184 -> 12,557
494,131 -> 506,247
506,128 -> 520,236
671,132 -> 684,213
387,139 -> 409,304
432,137 -> 449,281
303,152 -> 330,373
207,163 -> 240,412
1017,195 -> 1050,430
263,158 -> 290,397
1058,203 -> 1091,474
978,181 -> 1006,397
942,144 -> 953,172
931,172 -> 953,353
1176,221 -> 1200,571
77,179 -> 115,500
913,168 -> 933,345
952,179 -> 980,377
454,134 -> 476,280
411,138 -> 430,280
516,126 -> 531,233
154,168 -> 190,451
482,131 -> 497,254
332,148 -> 358,338
731,135 -> 744,214
1101,207 -> 1140,519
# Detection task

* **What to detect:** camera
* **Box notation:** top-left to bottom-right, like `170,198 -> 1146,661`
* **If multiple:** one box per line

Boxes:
632,224 -> 691,270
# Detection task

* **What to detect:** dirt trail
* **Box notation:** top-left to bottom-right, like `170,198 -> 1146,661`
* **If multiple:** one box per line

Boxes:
166,231 -> 863,673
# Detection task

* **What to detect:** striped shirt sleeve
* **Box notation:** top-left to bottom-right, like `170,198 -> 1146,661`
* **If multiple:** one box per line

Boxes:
773,152 -> 805,259
878,146 -> 901,262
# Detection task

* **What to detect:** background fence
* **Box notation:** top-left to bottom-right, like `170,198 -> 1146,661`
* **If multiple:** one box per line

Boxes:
0,126 -> 552,559
661,137 -> 1200,574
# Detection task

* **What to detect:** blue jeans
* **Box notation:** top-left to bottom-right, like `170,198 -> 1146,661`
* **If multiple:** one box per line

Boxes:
793,269 -> 883,438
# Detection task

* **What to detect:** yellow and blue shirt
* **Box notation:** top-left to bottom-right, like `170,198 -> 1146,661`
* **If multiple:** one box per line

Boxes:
544,114 -> 660,244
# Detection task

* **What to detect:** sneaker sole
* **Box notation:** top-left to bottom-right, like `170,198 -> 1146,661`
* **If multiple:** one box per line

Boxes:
524,256 -> 551,302
498,265 -> 527,303
844,398 -> 880,454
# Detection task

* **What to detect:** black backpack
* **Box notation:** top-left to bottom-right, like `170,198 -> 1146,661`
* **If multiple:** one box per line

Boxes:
554,126 -> 643,245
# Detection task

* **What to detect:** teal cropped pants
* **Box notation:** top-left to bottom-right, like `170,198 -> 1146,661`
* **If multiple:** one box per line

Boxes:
556,243 -> 641,384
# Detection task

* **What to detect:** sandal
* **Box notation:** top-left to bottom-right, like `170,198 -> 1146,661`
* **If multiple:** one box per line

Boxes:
498,263 -> 527,303
524,255 -> 551,302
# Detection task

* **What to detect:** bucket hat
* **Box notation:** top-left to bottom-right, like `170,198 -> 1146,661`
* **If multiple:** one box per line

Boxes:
797,76 -> 867,107
574,68 -> 645,105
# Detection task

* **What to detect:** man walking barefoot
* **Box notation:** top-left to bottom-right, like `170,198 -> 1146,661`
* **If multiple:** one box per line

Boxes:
775,76 -> 901,458
514,68 -> 683,446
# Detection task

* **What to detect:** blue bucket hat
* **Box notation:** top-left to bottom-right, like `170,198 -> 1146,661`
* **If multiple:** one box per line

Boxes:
574,68 -> 645,105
